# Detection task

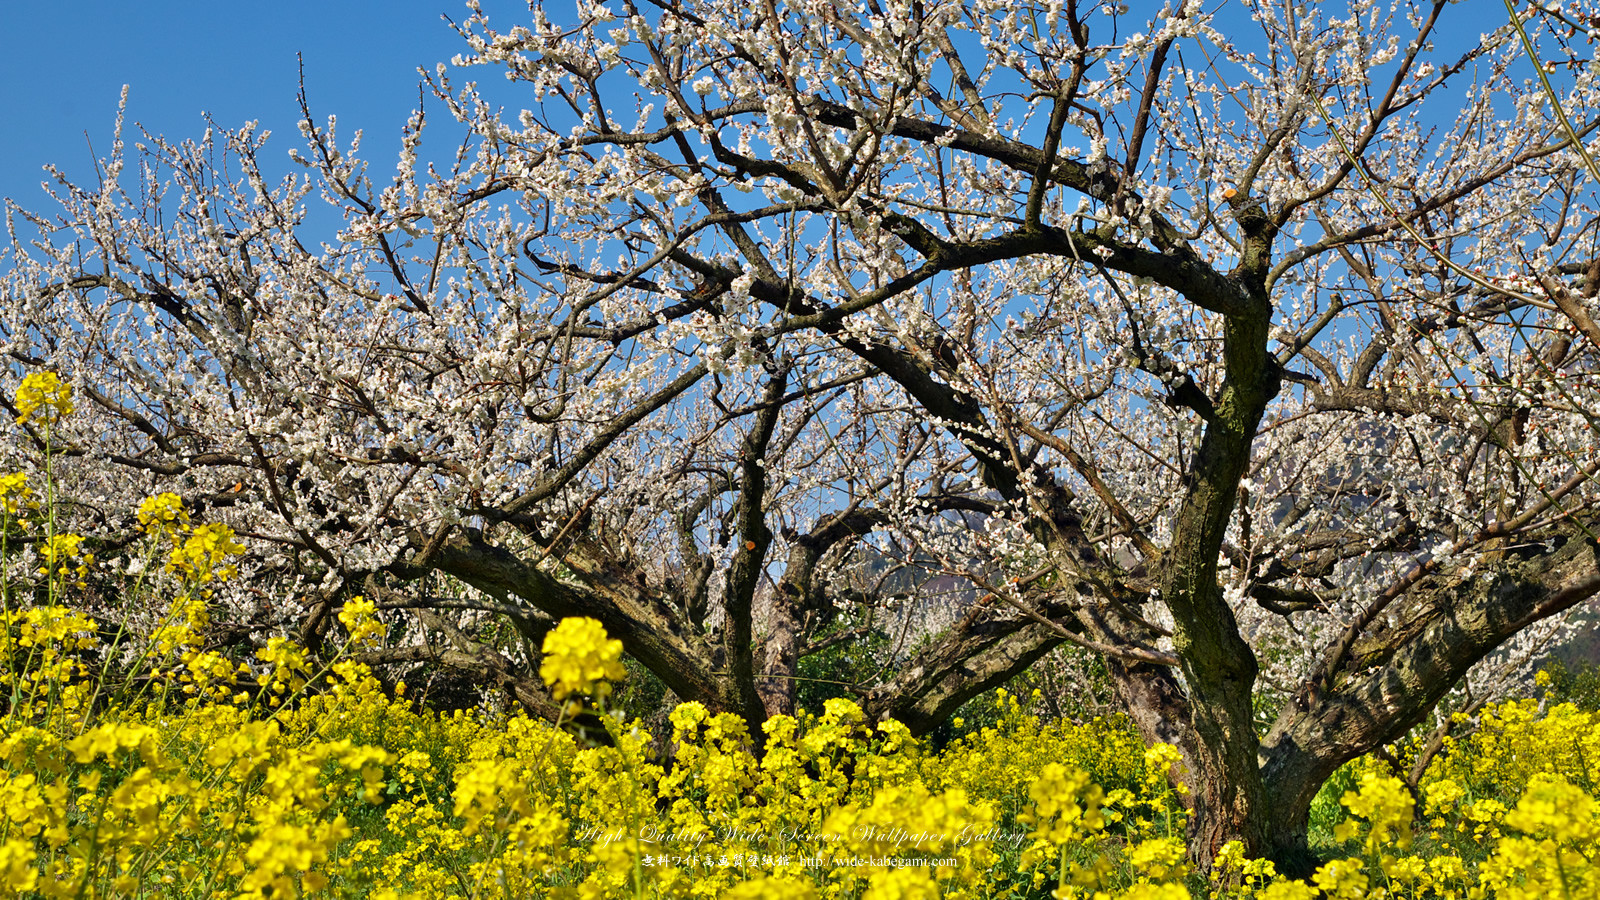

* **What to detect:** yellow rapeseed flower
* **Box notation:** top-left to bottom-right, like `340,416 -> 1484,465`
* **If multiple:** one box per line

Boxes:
539,616 -> 626,700
137,492 -> 190,543
167,522 -> 246,582
37,533 -> 93,586
14,372 -> 73,424
0,839 -> 38,894
338,596 -> 386,648
0,472 -> 34,517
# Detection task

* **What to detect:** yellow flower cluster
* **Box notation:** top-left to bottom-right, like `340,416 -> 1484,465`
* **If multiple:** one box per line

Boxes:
0,471 -> 34,518
8,601 -> 1600,899
36,532 -> 93,587
540,615 -> 627,700
0,605 -> 100,724
13,371 -> 73,425
135,492 -> 249,586
1331,772 -> 1413,857
167,521 -> 247,583
0,609 -> 1203,899
137,492 -> 191,543
337,595 -> 386,648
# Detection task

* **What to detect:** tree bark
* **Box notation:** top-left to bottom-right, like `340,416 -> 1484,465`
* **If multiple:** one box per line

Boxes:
1254,526 -> 1600,870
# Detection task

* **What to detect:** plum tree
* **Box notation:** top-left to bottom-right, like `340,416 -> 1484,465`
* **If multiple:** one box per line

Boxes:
6,0 -> 1600,870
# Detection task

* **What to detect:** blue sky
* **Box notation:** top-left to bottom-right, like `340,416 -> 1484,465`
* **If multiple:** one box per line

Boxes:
0,1 -> 499,209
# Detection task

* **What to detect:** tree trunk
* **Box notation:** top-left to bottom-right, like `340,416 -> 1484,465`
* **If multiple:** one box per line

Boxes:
1170,613 -> 1267,867
1258,741 -> 1341,878
756,589 -> 802,718
1182,733 -> 1269,867
1157,305 -> 1277,866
